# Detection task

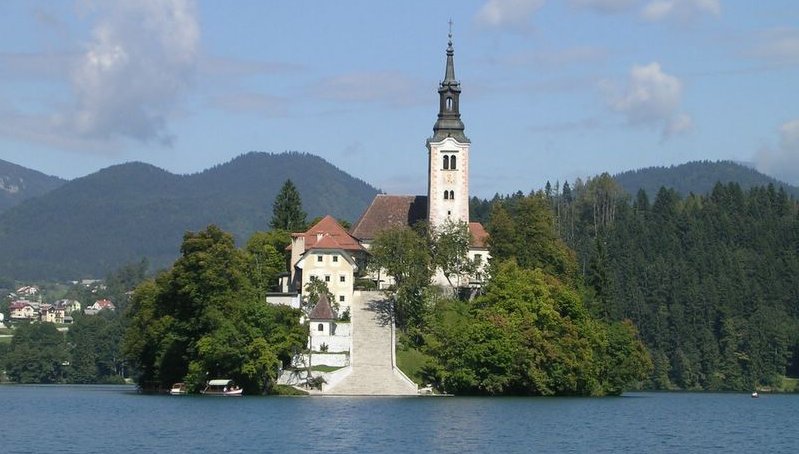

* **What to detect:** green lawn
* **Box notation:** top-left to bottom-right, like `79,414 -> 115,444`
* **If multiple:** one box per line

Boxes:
396,346 -> 434,386
310,365 -> 344,373
779,377 -> 799,392
0,336 -> 11,345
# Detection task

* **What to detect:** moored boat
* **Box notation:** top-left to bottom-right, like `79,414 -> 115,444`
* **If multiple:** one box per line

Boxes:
169,382 -> 188,395
201,379 -> 243,396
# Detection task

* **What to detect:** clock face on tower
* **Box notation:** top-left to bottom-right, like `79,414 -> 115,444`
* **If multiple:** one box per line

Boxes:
444,173 -> 455,184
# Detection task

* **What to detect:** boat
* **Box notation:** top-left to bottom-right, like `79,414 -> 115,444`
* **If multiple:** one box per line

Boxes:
201,379 -> 243,396
751,391 -> 759,398
169,382 -> 188,395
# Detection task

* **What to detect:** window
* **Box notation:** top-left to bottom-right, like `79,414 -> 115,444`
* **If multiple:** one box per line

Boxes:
317,255 -> 323,262
324,275 -> 331,282
340,275 -> 346,282
474,254 -> 482,263
451,155 -> 457,170
446,97 -> 453,111
443,155 -> 449,170
317,323 -> 324,332
339,295 -> 345,302
332,256 -> 338,263
449,190 -> 455,200
443,190 -> 449,200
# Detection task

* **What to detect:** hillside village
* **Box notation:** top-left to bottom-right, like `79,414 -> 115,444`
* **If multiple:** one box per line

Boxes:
3,284 -> 116,327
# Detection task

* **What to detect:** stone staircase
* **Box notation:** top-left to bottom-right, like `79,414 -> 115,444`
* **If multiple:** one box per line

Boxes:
322,291 -> 418,396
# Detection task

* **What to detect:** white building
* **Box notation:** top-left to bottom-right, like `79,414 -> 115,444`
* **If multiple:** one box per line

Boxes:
288,215 -> 365,315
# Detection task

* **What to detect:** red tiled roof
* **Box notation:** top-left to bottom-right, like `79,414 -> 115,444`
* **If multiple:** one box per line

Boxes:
469,222 -> 489,249
349,194 -> 489,248
308,294 -> 336,320
349,195 -> 428,241
291,215 -> 363,252
95,299 -> 115,308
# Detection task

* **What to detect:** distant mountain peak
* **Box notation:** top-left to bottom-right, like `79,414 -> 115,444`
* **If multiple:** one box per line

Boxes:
0,158 -> 65,214
614,160 -> 799,199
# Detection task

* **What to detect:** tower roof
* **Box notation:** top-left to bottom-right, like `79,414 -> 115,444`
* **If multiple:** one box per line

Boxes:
431,26 -> 468,144
308,294 -> 336,320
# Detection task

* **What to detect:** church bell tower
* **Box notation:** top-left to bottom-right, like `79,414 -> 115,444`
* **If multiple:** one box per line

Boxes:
427,26 -> 470,230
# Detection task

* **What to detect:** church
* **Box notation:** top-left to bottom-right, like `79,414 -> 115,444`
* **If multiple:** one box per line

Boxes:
285,31 -> 489,315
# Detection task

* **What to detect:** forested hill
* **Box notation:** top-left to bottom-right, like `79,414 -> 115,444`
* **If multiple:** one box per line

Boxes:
614,161 -> 799,199
0,158 -> 65,214
0,152 -> 378,280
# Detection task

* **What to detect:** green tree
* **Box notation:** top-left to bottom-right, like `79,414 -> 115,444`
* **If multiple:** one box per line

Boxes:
369,226 -> 433,328
123,225 -> 306,394
270,179 -> 307,231
245,231 -> 287,298
431,220 -> 477,289
4,323 -> 68,383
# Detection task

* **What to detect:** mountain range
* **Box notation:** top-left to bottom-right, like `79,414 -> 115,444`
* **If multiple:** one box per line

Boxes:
1,154 -> 797,282
0,152 -> 378,280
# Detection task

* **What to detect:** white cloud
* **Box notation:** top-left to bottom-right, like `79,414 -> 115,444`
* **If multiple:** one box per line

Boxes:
755,119 -> 799,184
59,0 -> 200,145
475,0 -> 545,28
642,0 -> 720,21
604,62 -> 692,139
569,0 -> 637,14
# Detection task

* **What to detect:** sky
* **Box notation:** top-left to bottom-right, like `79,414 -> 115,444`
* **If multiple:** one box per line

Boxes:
1,0 -> 798,198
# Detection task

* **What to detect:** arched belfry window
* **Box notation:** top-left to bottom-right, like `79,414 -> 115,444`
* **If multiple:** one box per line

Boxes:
443,190 -> 449,200
449,190 -> 455,200
446,97 -> 453,111
317,323 -> 324,332
443,155 -> 449,170
451,156 -> 457,170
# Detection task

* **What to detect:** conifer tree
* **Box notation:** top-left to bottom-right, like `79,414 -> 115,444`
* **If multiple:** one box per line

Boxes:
270,179 -> 307,231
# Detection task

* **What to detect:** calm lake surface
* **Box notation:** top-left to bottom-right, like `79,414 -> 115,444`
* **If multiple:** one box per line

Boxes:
3,385 -> 796,453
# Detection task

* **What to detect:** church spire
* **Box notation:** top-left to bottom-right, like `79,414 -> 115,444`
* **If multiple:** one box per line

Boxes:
431,22 -> 468,144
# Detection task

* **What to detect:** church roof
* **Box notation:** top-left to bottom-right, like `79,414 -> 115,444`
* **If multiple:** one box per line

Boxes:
350,194 -> 488,248
469,222 -> 489,249
349,195 -> 428,241
291,215 -> 363,252
308,294 -> 336,320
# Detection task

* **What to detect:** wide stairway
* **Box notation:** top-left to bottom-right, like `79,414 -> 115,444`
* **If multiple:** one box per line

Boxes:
322,291 -> 418,396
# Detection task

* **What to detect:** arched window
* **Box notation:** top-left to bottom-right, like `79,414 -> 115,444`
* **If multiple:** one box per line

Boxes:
451,155 -> 457,170
443,155 -> 449,170
446,97 -> 453,111
449,190 -> 455,200
443,190 -> 449,200
317,323 -> 324,332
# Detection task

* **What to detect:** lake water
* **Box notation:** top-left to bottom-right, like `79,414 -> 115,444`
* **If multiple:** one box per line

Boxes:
3,385 -> 797,453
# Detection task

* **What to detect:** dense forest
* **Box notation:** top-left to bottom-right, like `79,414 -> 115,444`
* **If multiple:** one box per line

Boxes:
0,152 -> 378,280
473,175 -> 799,391
614,160 -> 799,199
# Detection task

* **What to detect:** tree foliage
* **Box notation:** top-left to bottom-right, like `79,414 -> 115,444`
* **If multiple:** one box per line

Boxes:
540,178 -> 799,391
123,225 -> 306,394
3,322 -> 68,384
271,179 -> 307,232
368,225 -> 433,328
